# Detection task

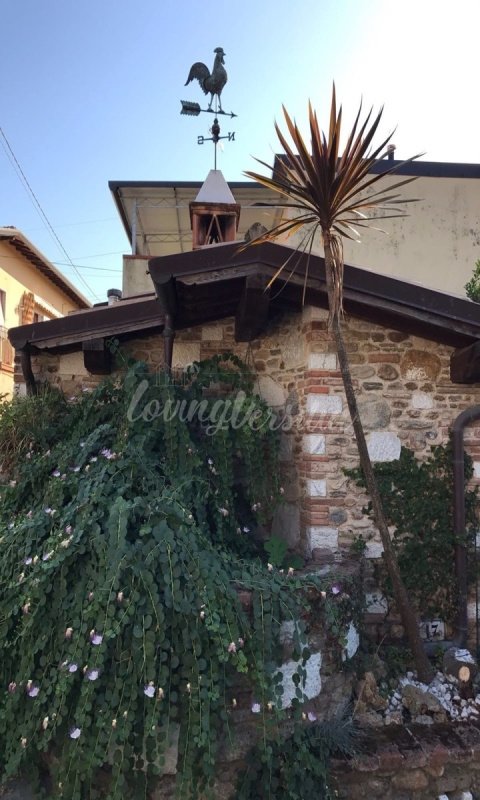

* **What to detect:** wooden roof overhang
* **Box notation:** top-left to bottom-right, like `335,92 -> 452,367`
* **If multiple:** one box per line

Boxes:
149,242 -> 480,383
9,241 -> 480,384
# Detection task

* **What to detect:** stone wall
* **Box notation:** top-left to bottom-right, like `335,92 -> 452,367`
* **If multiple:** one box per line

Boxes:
331,723 -> 480,800
27,307 -> 480,643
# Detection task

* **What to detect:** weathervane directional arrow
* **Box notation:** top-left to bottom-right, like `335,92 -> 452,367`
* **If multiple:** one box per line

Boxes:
180,101 -> 237,118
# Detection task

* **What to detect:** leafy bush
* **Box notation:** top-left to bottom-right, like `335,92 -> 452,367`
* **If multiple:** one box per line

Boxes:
465,259 -> 480,302
0,357 -> 356,799
346,444 -> 478,622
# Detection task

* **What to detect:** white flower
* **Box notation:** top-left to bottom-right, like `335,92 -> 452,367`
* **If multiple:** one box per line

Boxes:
33,556 -> 39,565
232,698 -> 237,708
90,456 -> 97,463
287,567 -> 294,576
69,727 -> 81,739
65,525 -> 73,535
24,557 -> 33,565
157,687 -> 164,700
42,551 -> 54,561
186,683 -> 191,694
219,507 -> 229,517
68,663 -> 78,673
90,630 -> 103,646
267,563 -> 273,572
207,458 -> 213,465
27,683 -> 39,698
60,538 -> 72,548
251,702 -> 261,714
279,487 -> 285,495
199,610 -> 205,620
111,718 -> 117,728
86,668 -> 100,681
65,627 -> 73,639
42,716 -> 49,730
20,737 -> 27,748
227,642 -> 237,654
9,480 -> 16,488
144,683 -> 155,698
243,526 -> 250,533
52,470 -> 61,478
18,573 -> 25,583
307,711 -> 317,722
22,602 -> 30,615
72,466 -> 80,473
116,591 -> 124,603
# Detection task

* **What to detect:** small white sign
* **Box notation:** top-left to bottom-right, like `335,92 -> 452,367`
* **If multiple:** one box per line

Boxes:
419,619 -> 445,642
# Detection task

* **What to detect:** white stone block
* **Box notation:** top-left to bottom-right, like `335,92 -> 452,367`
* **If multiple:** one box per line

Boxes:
474,462 -> 480,479
276,651 -> 322,709
308,526 -> 338,551
255,376 -> 286,409
306,478 -> 327,497
365,541 -> 384,559
201,324 -> 223,341
366,592 -> 389,616
411,390 -> 434,410
172,342 -> 201,368
303,434 -> 326,455
306,394 -> 342,415
367,432 -> 401,462
468,600 -> 478,620
308,353 -> 337,370
343,622 -> 360,661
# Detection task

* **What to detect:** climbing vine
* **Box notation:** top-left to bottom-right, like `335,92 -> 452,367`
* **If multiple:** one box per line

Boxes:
346,444 -> 478,623
0,356 -> 359,799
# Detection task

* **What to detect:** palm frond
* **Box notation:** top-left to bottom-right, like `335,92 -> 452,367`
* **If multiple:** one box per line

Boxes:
244,85 -> 421,322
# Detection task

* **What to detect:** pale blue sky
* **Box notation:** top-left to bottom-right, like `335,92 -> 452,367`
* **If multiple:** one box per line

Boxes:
1,0 -> 479,303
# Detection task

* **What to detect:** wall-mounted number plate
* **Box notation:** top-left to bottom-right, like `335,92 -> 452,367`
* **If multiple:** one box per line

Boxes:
419,619 -> 445,642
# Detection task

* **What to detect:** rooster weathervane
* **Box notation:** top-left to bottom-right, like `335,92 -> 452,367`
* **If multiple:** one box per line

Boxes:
181,47 -> 237,169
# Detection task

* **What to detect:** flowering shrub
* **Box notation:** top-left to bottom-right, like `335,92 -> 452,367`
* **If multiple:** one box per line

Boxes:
0,357 -> 357,798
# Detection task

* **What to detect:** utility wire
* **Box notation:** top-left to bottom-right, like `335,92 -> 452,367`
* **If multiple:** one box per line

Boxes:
0,126 -> 99,301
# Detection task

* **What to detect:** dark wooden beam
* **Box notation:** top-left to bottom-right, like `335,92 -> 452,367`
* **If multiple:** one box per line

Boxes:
82,338 -> 113,375
450,341 -> 480,384
235,274 -> 270,342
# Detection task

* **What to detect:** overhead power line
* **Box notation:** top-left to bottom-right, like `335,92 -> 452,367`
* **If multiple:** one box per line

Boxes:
0,126 -> 100,301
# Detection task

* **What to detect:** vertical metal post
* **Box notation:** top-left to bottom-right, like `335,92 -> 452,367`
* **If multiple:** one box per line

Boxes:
131,199 -> 137,256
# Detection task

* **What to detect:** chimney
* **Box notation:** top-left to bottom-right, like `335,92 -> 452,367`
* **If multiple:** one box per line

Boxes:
387,144 -> 396,161
189,169 -> 240,249
107,288 -> 122,305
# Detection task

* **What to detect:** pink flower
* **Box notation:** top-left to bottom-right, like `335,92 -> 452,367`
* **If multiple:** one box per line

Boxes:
24,557 -> 32,565
86,668 -> 100,681
65,525 -> 73,535
68,663 -> 78,673
238,637 -> 245,648
308,711 -> 317,722
331,584 -> 341,596
144,683 -> 155,698
8,682 -> 17,693
52,470 -> 61,478
27,683 -> 39,698
227,642 -> 237,654
69,727 -> 81,739
251,702 -> 261,714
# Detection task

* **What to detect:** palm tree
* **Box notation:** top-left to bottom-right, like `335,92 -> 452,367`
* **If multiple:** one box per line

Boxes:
245,87 -> 434,683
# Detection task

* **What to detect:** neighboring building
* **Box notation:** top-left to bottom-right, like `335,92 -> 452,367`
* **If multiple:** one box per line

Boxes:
0,227 -> 90,396
110,160 -> 480,299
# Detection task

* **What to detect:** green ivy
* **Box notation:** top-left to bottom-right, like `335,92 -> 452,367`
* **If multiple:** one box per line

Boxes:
346,444 -> 478,623
0,357 -> 358,799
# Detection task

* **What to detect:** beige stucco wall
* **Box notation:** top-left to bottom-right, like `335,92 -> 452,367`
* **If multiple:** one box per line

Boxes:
0,240 -> 83,397
285,174 -> 480,297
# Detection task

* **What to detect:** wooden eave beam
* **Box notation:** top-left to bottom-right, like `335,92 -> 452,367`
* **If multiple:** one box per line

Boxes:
235,274 -> 270,342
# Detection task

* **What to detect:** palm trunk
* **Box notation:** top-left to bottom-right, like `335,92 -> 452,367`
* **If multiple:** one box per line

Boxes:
323,236 -> 433,683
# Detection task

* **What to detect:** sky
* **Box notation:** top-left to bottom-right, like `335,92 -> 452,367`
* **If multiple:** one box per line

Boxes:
1,0 -> 479,304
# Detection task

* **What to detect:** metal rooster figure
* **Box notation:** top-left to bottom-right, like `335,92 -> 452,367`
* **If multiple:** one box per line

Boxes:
185,46 -> 228,112
180,47 -> 237,168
